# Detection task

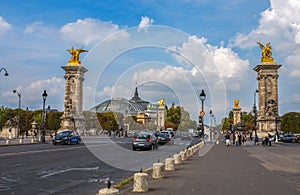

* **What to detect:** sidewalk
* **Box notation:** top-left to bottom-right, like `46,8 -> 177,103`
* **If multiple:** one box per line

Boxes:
120,142 -> 299,195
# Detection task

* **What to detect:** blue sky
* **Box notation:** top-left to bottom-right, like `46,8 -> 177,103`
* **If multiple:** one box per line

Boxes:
0,0 -> 299,124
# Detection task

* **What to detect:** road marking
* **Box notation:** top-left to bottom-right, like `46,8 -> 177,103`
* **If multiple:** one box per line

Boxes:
40,167 -> 99,178
0,146 -> 85,157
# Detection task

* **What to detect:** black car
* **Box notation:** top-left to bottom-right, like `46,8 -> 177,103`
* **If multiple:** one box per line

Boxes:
52,130 -> 81,145
132,132 -> 158,150
157,133 -> 172,144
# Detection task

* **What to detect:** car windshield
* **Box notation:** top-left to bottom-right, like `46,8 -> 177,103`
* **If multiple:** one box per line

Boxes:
135,134 -> 151,139
158,133 -> 169,137
57,131 -> 71,137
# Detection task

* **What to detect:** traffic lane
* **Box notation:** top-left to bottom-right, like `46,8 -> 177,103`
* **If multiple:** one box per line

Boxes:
0,144 -> 133,195
84,137 -> 199,171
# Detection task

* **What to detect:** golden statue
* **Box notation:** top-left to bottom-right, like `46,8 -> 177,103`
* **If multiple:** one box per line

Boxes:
257,41 -> 274,63
234,99 -> 240,109
67,46 -> 88,65
158,98 -> 165,108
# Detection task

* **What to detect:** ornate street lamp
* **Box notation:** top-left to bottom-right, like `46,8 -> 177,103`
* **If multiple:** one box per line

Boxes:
41,90 -> 48,143
199,90 -> 206,138
275,116 -> 279,143
13,89 -> 21,109
253,89 -> 259,137
209,110 -> 213,143
13,89 -> 21,138
0,67 -> 9,76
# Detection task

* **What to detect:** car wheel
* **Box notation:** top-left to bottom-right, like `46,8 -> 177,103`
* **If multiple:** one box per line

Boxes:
67,139 -> 71,145
133,147 -> 136,151
77,139 -> 81,144
52,141 -> 57,145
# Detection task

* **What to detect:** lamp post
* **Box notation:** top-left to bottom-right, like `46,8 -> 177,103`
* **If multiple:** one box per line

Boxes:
0,67 -> 9,76
41,90 -> 48,143
13,89 -> 21,138
253,89 -> 259,137
13,89 -> 21,109
199,90 -> 206,138
275,116 -> 279,143
209,110 -> 213,143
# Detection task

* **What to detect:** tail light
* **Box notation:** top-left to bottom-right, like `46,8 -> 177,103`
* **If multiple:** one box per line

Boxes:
147,138 -> 152,142
166,138 -> 170,141
133,138 -> 136,142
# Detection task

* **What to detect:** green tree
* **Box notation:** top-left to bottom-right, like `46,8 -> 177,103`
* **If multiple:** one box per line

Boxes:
0,107 -> 15,131
47,112 -> 63,131
177,108 -> 197,131
281,112 -> 300,133
165,103 -> 182,131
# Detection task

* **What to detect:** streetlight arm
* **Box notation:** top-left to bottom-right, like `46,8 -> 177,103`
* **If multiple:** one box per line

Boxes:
0,67 -> 9,76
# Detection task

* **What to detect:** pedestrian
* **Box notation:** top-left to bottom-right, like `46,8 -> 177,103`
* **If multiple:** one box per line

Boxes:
238,132 -> 242,146
233,132 -> 236,146
255,134 -> 259,145
250,131 -> 253,141
268,133 -> 272,146
242,133 -> 247,146
235,133 -> 239,146
225,133 -> 230,146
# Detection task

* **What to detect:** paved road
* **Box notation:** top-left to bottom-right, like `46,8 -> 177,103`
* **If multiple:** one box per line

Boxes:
0,136 -> 199,195
121,142 -> 300,195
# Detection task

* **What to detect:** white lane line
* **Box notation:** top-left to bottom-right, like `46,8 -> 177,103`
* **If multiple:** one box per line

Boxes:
40,166 -> 99,178
0,146 -> 85,157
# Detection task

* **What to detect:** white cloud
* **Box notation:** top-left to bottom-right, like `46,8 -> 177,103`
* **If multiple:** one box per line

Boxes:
60,18 -> 121,46
228,0 -> 300,85
171,35 -> 249,91
138,16 -> 154,32
23,21 -> 55,38
3,77 -> 64,110
0,16 -> 12,35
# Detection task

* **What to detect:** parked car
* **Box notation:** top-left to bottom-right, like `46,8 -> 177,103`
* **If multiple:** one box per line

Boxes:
280,134 -> 298,143
132,132 -> 158,151
157,133 -> 172,144
52,130 -> 81,145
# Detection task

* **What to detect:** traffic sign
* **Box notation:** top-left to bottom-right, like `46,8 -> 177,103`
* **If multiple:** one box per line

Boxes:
200,111 -> 205,116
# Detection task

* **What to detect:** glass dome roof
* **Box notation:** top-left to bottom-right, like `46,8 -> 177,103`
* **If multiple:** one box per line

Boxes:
93,87 -> 150,114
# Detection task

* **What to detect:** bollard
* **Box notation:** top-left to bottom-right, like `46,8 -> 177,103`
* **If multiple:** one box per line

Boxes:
165,158 -> 175,171
180,151 -> 186,161
132,172 -> 148,192
174,154 -> 181,165
152,162 -> 164,179
216,140 -> 219,144
31,139 -> 35,143
6,140 -> 10,145
19,139 -> 23,144
187,148 -> 192,157
98,188 -> 119,195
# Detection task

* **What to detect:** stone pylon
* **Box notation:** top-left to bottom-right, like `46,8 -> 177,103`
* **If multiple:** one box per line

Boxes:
60,62 -> 87,133
254,63 -> 281,134
157,106 -> 166,130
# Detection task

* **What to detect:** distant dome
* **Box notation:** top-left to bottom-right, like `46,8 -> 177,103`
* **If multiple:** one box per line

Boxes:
93,87 -> 150,114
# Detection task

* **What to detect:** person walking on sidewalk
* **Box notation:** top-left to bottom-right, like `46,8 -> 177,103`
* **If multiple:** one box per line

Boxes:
268,133 -> 272,146
225,133 -> 230,146
255,134 -> 259,145
242,133 -> 247,146
235,133 -> 239,146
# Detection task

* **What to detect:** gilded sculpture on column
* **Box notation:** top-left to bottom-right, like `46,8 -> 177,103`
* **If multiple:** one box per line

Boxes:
234,99 -> 240,109
67,46 -> 88,65
257,41 -> 274,63
158,98 -> 165,108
